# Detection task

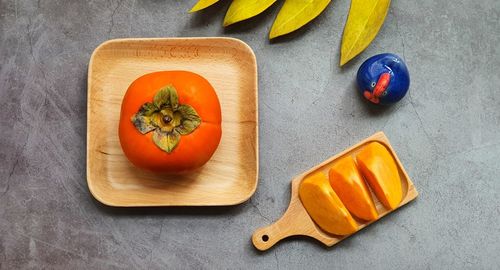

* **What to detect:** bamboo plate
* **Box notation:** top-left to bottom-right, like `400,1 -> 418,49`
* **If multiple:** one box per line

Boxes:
87,38 -> 258,207
252,132 -> 418,251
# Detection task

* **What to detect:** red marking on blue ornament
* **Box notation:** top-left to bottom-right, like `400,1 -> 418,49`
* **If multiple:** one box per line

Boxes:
363,73 -> 391,104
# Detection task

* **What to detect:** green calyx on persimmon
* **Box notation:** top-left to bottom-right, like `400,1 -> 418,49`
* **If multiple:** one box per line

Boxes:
131,85 -> 201,153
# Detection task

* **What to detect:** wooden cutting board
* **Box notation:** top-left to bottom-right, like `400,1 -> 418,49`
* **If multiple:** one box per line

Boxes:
252,132 -> 418,251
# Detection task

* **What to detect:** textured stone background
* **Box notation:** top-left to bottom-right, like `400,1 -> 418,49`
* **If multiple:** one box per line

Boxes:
1,0 -> 499,269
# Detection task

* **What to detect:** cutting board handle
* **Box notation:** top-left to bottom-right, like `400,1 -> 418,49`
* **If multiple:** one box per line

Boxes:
252,213 -> 296,251
252,178 -> 335,251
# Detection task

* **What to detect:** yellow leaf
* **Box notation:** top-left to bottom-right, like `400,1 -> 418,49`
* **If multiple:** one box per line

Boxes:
340,0 -> 391,66
269,0 -> 331,39
224,0 -> 277,27
189,0 -> 220,13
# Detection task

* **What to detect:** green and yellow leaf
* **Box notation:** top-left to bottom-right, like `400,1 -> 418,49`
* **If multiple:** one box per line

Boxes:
269,0 -> 331,39
153,130 -> 181,153
175,105 -> 202,135
131,103 -> 159,134
131,114 -> 156,134
340,0 -> 391,66
189,0 -> 220,13
154,85 -> 179,110
224,0 -> 277,27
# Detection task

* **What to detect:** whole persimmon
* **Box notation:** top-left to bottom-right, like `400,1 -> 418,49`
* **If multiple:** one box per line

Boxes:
118,71 -> 222,173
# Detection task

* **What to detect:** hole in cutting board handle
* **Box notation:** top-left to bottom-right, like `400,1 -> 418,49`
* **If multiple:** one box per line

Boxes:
262,235 -> 269,242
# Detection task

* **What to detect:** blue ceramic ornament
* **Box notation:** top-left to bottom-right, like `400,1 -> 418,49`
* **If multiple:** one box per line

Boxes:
356,53 -> 410,105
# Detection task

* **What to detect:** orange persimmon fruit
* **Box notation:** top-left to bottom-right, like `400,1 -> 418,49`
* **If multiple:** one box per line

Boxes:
118,71 -> 222,173
356,142 -> 402,210
299,171 -> 358,235
329,156 -> 378,221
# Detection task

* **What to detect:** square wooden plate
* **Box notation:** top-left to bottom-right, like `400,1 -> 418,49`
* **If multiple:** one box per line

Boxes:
87,38 -> 258,206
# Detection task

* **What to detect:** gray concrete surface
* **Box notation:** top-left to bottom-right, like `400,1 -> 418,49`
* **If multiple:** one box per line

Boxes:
1,0 -> 499,269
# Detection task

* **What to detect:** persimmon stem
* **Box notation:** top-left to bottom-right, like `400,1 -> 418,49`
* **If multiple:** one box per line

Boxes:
162,115 -> 172,124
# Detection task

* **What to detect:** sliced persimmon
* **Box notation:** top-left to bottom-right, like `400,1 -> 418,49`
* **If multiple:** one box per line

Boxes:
329,156 -> 378,221
299,171 -> 358,235
356,142 -> 402,210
